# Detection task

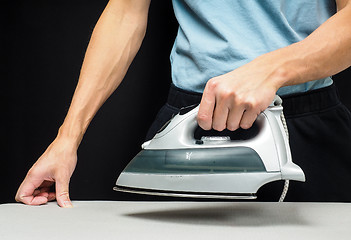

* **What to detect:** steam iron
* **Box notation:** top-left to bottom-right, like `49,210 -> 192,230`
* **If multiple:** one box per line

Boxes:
114,96 -> 305,200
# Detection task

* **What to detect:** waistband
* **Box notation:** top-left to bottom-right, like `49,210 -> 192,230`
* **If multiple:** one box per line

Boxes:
280,83 -> 340,117
167,83 -> 341,117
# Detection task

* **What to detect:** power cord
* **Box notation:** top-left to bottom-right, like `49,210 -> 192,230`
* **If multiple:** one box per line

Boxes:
278,102 -> 290,202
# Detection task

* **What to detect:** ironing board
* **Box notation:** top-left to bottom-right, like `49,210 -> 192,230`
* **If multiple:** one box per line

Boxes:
1,201 -> 350,240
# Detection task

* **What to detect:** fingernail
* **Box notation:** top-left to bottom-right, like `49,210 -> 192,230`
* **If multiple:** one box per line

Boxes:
63,201 -> 73,208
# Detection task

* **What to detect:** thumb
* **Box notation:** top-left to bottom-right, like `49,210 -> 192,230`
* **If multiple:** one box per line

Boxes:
55,177 -> 73,208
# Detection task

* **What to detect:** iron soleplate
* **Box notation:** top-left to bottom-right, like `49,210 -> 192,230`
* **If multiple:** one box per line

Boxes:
114,185 -> 257,200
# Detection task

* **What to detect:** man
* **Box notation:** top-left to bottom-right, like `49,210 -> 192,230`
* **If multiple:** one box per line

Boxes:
16,0 -> 351,207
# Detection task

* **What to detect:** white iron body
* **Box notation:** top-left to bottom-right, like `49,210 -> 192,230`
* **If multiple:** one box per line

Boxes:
115,97 -> 305,199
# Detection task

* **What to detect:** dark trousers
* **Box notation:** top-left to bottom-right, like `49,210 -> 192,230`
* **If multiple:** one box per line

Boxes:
146,83 -> 351,202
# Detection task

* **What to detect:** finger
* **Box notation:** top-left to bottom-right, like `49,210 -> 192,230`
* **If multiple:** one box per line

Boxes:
226,106 -> 246,131
15,176 -> 49,205
212,103 -> 229,131
35,186 -> 51,198
240,110 -> 260,129
55,177 -> 73,208
198,80 -> 216,130
15,188 -> 49,205
47,192 -> 56,202
36,192 -> 49,198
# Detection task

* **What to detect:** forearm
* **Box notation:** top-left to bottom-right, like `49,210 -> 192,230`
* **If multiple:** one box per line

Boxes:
257,1 -> 351,89
57,1 -> 150,146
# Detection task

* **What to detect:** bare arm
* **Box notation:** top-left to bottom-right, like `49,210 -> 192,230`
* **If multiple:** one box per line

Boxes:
15,0 -> 151,207
198,0 -> 351,131
262,0 -> 351,88
60,0 -> 151,145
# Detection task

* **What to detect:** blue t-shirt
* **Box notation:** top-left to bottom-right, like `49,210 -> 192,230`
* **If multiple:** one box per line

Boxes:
170,0 -> 336,95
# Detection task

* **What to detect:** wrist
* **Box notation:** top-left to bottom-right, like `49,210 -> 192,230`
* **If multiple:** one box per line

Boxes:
57,124 -> 84,148
269,62 -> 295,89
257,47 -> 301,90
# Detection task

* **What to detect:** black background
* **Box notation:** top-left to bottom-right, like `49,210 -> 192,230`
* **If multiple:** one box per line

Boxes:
2,1 -> 351,204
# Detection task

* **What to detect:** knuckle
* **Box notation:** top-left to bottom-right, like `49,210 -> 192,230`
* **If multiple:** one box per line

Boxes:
27,167 -> 35,176
58,191 -> 70,198
15,193 -> 27,204
219,89 -> 234,100
197,115 -> 211,130
238,96 -> 259,111
197,114 -> 210,124
26,168 -> 39,180
247,99 -> 259,110
207,78 -> 219,91
234,94 -> 244,104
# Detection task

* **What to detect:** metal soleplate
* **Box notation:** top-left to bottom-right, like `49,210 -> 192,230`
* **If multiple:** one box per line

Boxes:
114,185 -> 257,200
